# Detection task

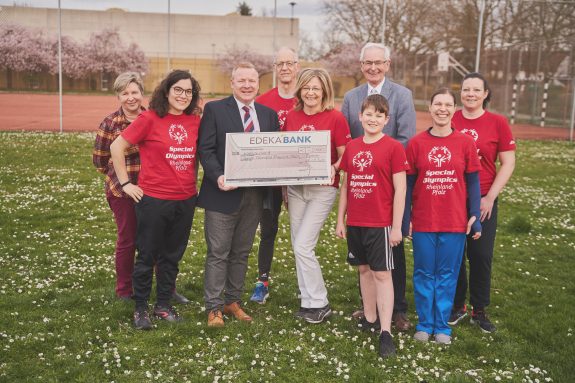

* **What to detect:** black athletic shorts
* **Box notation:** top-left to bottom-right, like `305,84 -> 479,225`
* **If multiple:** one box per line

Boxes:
346,226 -> 394,271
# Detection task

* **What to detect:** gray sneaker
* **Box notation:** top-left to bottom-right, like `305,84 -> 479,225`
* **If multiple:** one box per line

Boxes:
434,333 -> 452,345
448,305 -> 468,326
303,304 -> 332,324
470,309 -> 497,333
379,331 -> 396,358
294,307 -> 311,319
133,308 -> 153,330
413,331 -> 430,342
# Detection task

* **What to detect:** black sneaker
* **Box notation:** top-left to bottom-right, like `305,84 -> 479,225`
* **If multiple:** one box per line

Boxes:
448,304 -> 468,326
294,307 -> 311,319
358,316 -> 381,333
378,331 -> 396,358
303,304 -> 332,324
133,308 -> 152,330
153,304 -> 182,322
471,309 -> 496,333
171,291 -> 190,305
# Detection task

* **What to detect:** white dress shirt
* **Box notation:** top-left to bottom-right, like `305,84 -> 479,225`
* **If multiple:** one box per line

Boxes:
367,79 -> 386,96
234,98 -> 261,132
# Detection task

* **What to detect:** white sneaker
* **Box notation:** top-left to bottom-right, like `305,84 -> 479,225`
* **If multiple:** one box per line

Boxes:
434,333 -> 452,345
413,331 -> 430,342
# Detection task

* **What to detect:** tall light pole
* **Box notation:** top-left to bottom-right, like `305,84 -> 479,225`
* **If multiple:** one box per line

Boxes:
272,0 -> 277,51
289,2 -> 296,36
381,0 -> 387,45
211,43 -> 216,95
475,0 -> 485,72
569,77 -> 574,142
272,0 -> 277,87
57,0 -> 62,133
167,0 -> 171,74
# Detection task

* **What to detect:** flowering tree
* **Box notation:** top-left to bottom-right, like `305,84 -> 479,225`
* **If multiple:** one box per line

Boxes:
47,35 -> 87,79
0,24 -> 53,88
84,28 -> 148,76
124,43 -> 148,74
321,43 -> 364,86
1,25 -> 148,90
216,45 -> 273,78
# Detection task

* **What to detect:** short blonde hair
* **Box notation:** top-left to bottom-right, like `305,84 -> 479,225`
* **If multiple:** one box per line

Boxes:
294,68 -> 335,112
231,62 -> 258,79
113,72 -> 144,95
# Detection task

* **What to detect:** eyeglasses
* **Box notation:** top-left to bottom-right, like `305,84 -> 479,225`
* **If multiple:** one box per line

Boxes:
361,60 -> 389,67
301,86 -> 322,93
172,86 -> 194,97
275,61 -> 297,68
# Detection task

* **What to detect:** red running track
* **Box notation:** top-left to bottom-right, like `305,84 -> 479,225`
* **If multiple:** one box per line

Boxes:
0,93 -> 569,140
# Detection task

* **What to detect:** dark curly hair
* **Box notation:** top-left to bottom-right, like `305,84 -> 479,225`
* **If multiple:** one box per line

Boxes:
149,70 -> 201,117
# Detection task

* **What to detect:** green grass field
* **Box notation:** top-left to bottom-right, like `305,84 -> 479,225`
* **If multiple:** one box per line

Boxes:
1,132 -> 573,382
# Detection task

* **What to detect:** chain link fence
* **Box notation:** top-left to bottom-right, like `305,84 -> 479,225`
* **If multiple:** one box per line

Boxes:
391,48 -> 574,129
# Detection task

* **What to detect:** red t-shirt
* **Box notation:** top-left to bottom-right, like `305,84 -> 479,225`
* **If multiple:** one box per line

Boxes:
284,109 -> 351,187
256,88 -> 296,131
340,135 -> 409,227
406,129 -> 481,233
452,110 -> 516,195
122,110 -> 200,200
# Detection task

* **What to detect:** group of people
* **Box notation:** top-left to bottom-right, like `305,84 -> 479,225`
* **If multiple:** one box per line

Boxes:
93,42 -> 515,359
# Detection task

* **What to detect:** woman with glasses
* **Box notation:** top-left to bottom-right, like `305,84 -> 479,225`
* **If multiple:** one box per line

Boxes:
284,68 -> 351,324
110,70 -> 202,330
449,73 -> 516,333
403,88 -> 482,344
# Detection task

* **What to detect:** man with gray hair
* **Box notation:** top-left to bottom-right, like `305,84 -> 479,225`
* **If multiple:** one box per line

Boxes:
341,42 -> 416,331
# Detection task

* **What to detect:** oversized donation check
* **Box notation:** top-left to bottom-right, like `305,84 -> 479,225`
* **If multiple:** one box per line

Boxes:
224,131 -> 331,187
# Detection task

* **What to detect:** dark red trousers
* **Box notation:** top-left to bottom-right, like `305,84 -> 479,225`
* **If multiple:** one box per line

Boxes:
107,195 -> 137,298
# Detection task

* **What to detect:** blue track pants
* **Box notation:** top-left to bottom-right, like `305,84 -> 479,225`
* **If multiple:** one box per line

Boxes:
412,232 -> 466,336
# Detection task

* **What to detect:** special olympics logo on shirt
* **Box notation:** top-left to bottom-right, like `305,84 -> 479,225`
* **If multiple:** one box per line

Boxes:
169,124 -> 188,144
278,110 -> 288,128
461,128 -> 479,141
428,146 -> 452,167
352,151 -> 373,171
299,124 -> 315,131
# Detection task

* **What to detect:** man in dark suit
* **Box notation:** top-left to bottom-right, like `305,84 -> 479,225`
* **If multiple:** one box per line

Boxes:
198,62 -> 280,327
341,43 -> 416,331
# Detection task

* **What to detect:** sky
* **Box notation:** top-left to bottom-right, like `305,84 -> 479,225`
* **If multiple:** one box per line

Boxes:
1,0 -> 325,39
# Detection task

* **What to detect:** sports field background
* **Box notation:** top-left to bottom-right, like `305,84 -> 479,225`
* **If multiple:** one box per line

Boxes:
0,93 -> 569,140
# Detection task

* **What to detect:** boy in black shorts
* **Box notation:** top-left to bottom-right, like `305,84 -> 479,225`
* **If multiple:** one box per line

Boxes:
335,94 -> 408,358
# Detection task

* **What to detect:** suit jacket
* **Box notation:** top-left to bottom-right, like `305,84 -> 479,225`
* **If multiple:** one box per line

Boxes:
341,78 -> 416,147
197,96 -> 280,214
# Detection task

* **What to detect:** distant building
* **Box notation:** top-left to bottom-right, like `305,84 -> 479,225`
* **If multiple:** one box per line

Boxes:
0,5 -> 299,93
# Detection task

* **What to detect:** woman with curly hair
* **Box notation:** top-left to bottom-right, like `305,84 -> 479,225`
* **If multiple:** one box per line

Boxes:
111,70 -> 202,330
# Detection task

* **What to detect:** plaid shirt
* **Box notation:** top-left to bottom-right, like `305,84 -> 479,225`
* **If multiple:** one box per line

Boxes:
92,106 -> 144,198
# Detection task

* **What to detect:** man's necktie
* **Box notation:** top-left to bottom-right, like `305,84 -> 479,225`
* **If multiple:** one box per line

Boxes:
242,105 -> 254,132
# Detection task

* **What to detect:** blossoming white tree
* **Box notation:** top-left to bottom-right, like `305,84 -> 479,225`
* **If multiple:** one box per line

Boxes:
0,25 -> 148,90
